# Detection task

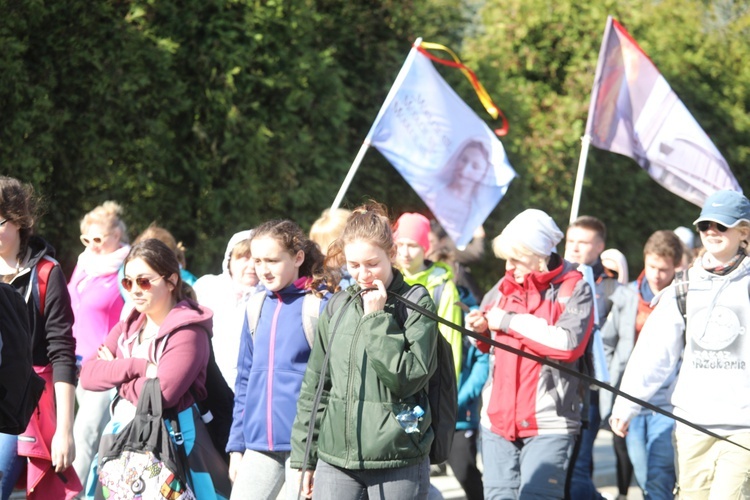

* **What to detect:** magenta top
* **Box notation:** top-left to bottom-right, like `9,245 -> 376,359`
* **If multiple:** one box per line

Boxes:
68,266 -> 124,361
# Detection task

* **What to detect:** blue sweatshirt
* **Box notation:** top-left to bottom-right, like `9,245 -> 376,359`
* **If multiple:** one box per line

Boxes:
227,278 -> 329,453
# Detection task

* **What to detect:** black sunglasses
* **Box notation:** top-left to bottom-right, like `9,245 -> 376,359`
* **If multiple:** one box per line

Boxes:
696,221 -> 728,233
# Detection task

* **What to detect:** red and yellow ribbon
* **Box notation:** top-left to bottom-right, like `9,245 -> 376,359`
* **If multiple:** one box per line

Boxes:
415,41 -> 509,137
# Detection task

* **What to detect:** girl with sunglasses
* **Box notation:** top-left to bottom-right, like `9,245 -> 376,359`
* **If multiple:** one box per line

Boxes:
68,201 -> 130,488
80,238 -> 230,499
0,176 -> 80,499
611,189 -> 750,498
227,220 -> 332,500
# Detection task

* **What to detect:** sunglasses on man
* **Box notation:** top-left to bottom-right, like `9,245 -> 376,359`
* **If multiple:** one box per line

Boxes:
696,221 -> 728,233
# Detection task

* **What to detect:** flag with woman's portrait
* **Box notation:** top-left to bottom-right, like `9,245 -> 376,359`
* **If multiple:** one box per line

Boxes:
368,43 -> 517,248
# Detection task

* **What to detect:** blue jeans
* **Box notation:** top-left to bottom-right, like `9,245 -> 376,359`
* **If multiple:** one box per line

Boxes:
568,391 -> 604,500
626,412 -> 675,500
481,427 -> 575,499
312,456 -> 430,500
0,433 -> 24,500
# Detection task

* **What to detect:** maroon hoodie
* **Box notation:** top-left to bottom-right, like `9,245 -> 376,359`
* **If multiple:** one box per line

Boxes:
81,300 -> 213,412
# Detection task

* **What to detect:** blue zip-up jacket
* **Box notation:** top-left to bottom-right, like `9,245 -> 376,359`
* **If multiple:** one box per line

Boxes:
456,339 -> 489,430
227,278 -> 329,453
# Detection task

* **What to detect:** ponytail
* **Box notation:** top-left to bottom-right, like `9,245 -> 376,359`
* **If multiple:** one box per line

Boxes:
326,201 -> 394,271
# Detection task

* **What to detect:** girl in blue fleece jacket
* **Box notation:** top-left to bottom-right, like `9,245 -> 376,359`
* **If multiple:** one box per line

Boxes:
227,220 -> 332,500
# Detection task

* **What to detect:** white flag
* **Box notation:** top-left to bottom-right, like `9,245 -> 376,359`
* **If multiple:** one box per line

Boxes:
369,46 -> 517,248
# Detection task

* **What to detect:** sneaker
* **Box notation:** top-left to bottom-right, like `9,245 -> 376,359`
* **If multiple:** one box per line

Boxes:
429,463 -> 447,476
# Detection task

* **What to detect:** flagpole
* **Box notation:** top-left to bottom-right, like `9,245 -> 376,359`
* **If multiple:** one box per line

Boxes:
330,139 -> 371,210
569,134 -> 591,223
331,37 -> 424,210
569,16 -> 613,224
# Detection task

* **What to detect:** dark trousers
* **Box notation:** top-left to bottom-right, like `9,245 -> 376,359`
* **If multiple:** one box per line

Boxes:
613,432 -> 633,495
447,428 -> 484,500
565,391 -> 603,500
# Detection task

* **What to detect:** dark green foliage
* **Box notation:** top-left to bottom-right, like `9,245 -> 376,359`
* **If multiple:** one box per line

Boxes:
1,0 -> 747,293
0,0 -> 466,275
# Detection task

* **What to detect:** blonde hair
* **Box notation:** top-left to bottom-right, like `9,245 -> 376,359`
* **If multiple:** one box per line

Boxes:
81,201 -> 128,243
134,223 -> 186,268
231,238 -> 252,260
310,208 -> 351,256
492,234 -> 549,272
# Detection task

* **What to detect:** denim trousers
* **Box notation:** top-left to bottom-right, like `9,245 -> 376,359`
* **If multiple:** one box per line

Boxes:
626,411 -> 676,500
311,456 -> 430,500
481,427 -> 575,500
0,433 -> 24,500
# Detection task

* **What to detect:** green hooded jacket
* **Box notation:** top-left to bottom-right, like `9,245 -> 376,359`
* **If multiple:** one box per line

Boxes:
290,270 -> 438,470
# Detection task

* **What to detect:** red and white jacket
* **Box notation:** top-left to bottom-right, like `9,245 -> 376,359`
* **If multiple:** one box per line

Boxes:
477,256 -> 594,441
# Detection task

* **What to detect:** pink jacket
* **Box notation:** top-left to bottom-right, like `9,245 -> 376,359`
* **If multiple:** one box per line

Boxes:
17,365 -> 82,500
80,300 -> 213,412
68,266 -> 124,361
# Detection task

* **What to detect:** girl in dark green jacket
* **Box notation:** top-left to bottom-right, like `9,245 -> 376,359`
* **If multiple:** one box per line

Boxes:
290,202 -> 438,500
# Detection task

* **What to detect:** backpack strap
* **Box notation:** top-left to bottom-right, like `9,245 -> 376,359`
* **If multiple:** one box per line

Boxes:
674,269 -> 689,342
431,281 -> 446,314
301,293 -> 322,349
325,290 -> 351,318
246,291 -> 267,340
396,285 -> 431,328
674,269 -> 688,325
247,290 -> 321,349
31,257 -> 57,316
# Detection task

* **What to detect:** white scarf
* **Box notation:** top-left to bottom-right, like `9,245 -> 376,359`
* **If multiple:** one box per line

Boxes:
77,245 -> 131,278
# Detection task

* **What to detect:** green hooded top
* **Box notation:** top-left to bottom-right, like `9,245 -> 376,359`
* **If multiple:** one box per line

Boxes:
290,270 -> 438,470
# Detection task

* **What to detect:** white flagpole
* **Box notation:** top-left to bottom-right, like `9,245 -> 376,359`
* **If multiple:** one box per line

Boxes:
331,37 -> 424,210
569,17 -> 613,224
569,134 -> 591,224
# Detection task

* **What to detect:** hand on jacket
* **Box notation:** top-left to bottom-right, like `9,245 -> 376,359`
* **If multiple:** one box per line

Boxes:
362,279 -> 387,315
50,427 -> 75,473
97,345 -> 114,360
466,310 -> 488,333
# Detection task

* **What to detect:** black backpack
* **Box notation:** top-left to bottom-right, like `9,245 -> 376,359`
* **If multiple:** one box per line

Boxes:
329,285 -> 458,464
194,342 -> 234,461
0,283 -> 45,435
160,326 -> 234,461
